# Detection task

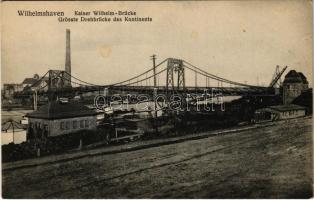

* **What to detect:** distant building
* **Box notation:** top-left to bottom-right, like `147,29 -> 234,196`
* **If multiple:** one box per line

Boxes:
26,101 -> 98,140
21,74 -> 49,92
30,78 -> 49,92
254,104 -> 306,122
22,75 -> 39,88
283,70 -> 309,104
2,84 -> 23,98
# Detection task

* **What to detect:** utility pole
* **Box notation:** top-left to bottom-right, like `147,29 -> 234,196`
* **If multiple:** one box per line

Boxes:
151,55 -> 157,87
33,90 -> 38,111
12,120 -> 15,144
151,55 -> 157,118
195,71 -> 197,91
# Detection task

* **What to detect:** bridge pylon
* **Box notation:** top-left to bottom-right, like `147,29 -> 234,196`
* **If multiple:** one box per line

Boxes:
166,58 -> 185,95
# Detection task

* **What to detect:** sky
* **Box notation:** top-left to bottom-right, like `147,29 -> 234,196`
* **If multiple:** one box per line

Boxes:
2,0 -> 313,87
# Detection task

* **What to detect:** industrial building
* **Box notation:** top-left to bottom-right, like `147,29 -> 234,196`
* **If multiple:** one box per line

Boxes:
254,69 -> 309,122
283,70 -> 309,104
2,84 -> 23,99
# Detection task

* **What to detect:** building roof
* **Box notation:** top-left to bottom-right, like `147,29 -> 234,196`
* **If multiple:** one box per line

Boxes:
22,78 -> 37,85
268,104 -> 305,112
298,72 -> 309,84
31,79 -> 49,88
26,101 -> 97,119
255,107 -> 280,114
283,70 -> 308,84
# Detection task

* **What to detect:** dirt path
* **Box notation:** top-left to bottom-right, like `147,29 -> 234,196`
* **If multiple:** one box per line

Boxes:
2,117 -> 312,198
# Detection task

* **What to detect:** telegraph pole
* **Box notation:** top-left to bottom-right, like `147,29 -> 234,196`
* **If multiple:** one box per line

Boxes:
195,71 -> 197,91
151,55 -> 157,87
151,55 -> 158,119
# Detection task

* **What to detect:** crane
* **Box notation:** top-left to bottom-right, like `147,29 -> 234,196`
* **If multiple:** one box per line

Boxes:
269,65 -> 288,88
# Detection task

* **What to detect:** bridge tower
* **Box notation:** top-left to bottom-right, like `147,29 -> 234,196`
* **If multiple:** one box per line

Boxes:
47,70 -> 68,100
166,58 -> 185,95
48,70 -> 66,90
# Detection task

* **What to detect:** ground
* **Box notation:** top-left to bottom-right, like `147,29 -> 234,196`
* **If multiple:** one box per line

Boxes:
2,117 -> 313,198
1,110 -> 31,123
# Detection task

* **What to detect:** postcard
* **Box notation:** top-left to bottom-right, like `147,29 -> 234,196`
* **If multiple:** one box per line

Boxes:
1,0 -> 313,198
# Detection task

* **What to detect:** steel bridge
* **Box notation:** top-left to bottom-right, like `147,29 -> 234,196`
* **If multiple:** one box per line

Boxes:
14,57 -> 280,100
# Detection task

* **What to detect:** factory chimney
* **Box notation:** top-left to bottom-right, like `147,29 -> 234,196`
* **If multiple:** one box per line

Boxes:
64,29 -> 71,87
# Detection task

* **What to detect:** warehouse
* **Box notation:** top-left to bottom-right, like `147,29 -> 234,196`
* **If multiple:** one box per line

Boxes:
254,104 -> 306,122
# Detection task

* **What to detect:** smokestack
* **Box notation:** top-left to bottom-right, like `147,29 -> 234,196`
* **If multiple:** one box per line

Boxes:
65,29 -> 71,87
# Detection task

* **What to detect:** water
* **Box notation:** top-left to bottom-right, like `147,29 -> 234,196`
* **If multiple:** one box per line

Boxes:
109,96 -> 241,115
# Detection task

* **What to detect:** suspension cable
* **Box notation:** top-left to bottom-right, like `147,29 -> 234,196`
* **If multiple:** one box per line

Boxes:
183,64 -> 262,88
121,68 -> 167,86
64,71 -> 102,86
183,60 -> 264,88
112,58 -> 168,86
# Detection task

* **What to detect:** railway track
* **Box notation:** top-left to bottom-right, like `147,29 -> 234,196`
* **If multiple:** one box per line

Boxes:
2,121 -> 275,172
43,123 -> 304,198
3,117 -> 312,198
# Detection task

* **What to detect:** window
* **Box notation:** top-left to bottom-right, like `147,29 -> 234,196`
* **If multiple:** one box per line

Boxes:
85,120 -> 89,128
80,120 -> 84,128
60,122 -> 65,130
73,120 -> 78,129
66,121 -> 70,129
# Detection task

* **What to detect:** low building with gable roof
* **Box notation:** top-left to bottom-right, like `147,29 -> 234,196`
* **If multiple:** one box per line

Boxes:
26,100 -> 97,140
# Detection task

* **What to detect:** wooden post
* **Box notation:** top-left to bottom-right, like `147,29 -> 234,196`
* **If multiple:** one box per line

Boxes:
151,55 -> 158,119
153,88 -> 158,118
37,148 -> 41,157
151,55 -> 157,87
